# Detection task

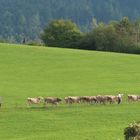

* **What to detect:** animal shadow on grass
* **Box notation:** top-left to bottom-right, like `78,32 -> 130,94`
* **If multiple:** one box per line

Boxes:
25,104 -> 85,111
13,102 -> 120,112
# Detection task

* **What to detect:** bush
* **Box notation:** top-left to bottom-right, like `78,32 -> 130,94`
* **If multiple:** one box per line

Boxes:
124,121 -> 140,140
41,19 -> 83,48
26,40 -> 44,46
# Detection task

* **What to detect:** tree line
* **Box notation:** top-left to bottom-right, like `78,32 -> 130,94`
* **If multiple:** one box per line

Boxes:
1,0 -> 140,42
41,17 -> 140,54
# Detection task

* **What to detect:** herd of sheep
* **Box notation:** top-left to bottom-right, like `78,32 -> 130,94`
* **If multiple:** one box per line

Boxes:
0,94 -> 139,108
26,94 -> 140,107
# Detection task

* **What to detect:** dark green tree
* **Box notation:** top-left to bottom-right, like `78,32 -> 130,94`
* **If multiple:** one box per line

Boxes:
41,19 -> 83,48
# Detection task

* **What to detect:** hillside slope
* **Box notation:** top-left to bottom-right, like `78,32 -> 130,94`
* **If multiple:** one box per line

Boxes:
0,43 -> 140,140
0,43 -> 140,99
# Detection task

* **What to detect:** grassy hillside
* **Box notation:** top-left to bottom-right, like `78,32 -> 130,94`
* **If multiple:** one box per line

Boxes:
0,43 -> 140,140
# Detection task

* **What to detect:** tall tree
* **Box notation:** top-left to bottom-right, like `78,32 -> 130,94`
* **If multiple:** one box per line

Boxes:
41,19 -> 83,48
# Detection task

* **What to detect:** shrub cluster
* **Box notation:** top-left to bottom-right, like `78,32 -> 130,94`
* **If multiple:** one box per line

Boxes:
124,121 -> 140,140
41,17 -> 140,54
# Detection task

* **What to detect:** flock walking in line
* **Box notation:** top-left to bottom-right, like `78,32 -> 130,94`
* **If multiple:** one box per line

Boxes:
0,94 -> 139,108
27,94 -> 123,107
26,94 -> 140,107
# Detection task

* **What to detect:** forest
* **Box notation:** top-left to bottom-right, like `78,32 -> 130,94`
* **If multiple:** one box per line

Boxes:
1,0 -> 140,42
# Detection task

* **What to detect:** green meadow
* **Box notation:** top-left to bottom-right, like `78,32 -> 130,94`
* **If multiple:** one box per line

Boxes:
0,43 -> 140,140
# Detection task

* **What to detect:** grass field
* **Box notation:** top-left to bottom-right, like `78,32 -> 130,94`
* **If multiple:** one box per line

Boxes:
0,43 -> 140,140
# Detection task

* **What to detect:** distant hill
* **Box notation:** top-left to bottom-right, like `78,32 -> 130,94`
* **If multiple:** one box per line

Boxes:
1,0 -> 140,42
